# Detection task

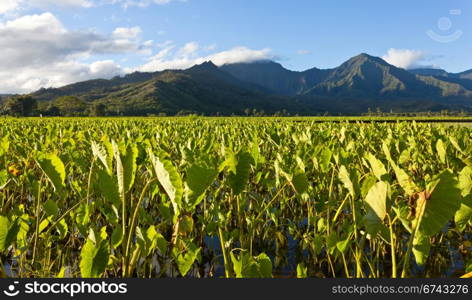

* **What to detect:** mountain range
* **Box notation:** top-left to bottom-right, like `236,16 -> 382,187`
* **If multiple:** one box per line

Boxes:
27,53 -> 472,115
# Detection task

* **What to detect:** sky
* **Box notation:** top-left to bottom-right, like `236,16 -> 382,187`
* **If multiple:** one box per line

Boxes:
0,0 -> 471,94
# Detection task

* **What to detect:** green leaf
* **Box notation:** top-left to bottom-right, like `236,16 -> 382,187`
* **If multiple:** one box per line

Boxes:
174,242 -> 201,277
296,263 -> 308,278
366,153 -> 387,181
339,165 -> 355,198
0,216 -> 10,252
436,139 -> 447,164
149,150 -> 183,216
228,151 -> 253,195
112,140 -> 126,200
292,172 -> 309,196
459,166 -> 472,197
96,168 -> 120,208
364,181 -> 388,221
122,144 -> 138,193
392,163 -> 418,196
92,141 -> 112,174
455,204 -> 472,232
417,170 -> 462,236
255,253 -> 272,278
36,153 -> 66,192
56,219 -> 68,240
336,238 -> 351,254
80,229 -> 110,278
413,233 -> 431,266
43,199 -> 59,217
184,163 -> 218,209
145,225 -> 167,256
0,170 -> 9,190
363,181 -> 388,236
111,226 -> 123,249
0,216 -> 19,252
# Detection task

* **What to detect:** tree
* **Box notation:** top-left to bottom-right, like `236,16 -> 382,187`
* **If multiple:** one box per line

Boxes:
90,103 -> 106,117
20,95 -> 37,116
1,95 -> 37,116
54,96 -> 87,116
2,97 -> 23,116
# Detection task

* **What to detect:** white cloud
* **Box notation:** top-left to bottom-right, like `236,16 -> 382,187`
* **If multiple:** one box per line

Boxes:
0,0 -> 20,14
112,26 -> 142,39
132,42 -> 273,73
0,0 -> 94,15
0,0 -> 184,14
0,12 -> 270,94
0,13 -> 152,93
297,49 -> 311,55
107,0 -> 185,9
382,48 -> 425,69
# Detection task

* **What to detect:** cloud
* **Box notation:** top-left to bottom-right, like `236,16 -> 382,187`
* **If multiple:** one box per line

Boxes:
297,49 -> 311,55
132,42 -> 273,73
0,13 -> 151,93
382,48 -> 426,69
0,0 -> 93,15
0,0 -> 184,14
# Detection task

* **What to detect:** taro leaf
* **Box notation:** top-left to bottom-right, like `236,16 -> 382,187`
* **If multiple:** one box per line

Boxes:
413,233 -> 431,266
174,242 -> 201,277
122,144 -> 138,193
0,216 -> 20,252
455,167 -> 472,231
458,166 -> 472,197
111,226 -> 123,249
0,169 -> 9,190
292,172 -> 309,197
112,141 -> 126,200
0,216 -> 10,251
37,153 -> 66,192
361,175 -> 377,198
363,181 -> 388,236
184,163 -> 218,210
296,263 -> 308,278
366,153 -> 388,181
339,165 -> 355,198
43,199 -> 59,217
149,150 -> 183,217
336,237 -> 351,254
365,181 -> 388,221
417,170 -> 462,236
230,252 -> 273,278
455,204 -> 472,232
392,163 -> 418,197
230,251 -> 252,278
80,229 -> 110,278
228,151 -> 253,195
56,219 -> 68,240
436,139 -> 447,164
146,225 -> 167,256
96,168 -> 120,208
92,141 -> 111,174
319,148 -> 332,173
255,253 -> 273,278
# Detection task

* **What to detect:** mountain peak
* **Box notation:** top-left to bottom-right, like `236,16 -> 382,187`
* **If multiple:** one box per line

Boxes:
347,53 -> 388,65
189,61 -> 219,72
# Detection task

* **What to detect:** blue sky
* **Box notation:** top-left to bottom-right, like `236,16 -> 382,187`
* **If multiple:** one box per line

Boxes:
0,0 -> 471,93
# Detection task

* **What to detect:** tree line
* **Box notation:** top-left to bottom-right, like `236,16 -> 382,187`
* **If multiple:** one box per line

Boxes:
0,95 -> 107,117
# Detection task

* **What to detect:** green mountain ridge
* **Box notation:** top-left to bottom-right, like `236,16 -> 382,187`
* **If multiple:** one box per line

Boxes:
25,53 -> 472,115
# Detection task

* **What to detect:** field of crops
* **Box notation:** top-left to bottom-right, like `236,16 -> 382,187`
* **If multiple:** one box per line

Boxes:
0,118 -> 471,278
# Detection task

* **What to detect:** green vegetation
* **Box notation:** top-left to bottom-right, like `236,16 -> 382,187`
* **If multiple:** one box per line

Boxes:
0,117 -> 471,278
2,53 -> 467,116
